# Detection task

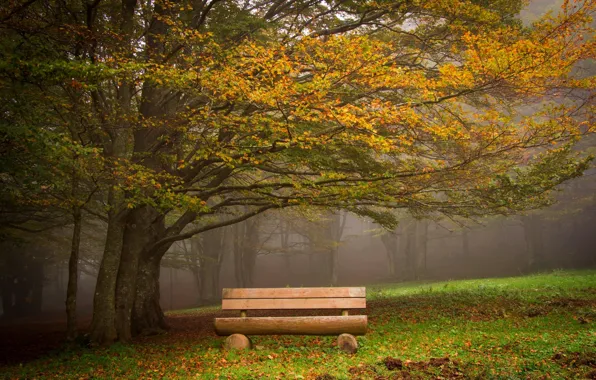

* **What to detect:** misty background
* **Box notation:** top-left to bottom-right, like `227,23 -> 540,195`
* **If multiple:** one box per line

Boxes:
1,0 -> 595,322
2,159 -> 594,319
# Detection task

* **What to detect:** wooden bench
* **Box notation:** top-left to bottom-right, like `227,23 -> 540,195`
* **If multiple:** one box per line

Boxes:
214,287 -> 367,353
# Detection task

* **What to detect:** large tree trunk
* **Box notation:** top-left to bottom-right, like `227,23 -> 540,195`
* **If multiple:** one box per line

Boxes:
66,207 -> 82,341
88,0 -> 136,344
89,200 -> 126,345
114,206 -> 163,341
118,0 -> 175,337
132,255 -> 167,336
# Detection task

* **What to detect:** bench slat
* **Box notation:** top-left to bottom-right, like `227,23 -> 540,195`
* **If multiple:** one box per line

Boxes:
214,316 -> 367,336
222,287 -> 365,299
221,297 -> 365,310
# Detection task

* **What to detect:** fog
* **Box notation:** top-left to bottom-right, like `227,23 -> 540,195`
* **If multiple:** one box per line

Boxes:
2,166 -> 594,320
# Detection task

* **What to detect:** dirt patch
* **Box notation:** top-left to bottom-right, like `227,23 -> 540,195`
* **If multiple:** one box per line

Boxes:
552,351 -> 596,368
382,356 -> 465,378
383,357 -> 403,370
549,298 -> 595,308
348,363 -> 381,378
526,306 -> 549,317
315,375 -> 336,380
388,371 -> 416,379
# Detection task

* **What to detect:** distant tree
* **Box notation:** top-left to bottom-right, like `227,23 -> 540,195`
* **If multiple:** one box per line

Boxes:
380,228 -> 400,278
0,123 -> 105,340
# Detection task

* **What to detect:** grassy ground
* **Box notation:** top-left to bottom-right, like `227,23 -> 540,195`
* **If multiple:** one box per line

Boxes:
3,270 -> 596,379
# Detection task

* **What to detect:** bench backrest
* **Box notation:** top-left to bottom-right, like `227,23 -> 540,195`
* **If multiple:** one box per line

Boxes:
221,287 -> 366,310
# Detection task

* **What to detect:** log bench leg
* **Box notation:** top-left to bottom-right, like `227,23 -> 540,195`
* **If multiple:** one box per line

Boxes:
337,333 -> 358,354
224,334 -> 252,350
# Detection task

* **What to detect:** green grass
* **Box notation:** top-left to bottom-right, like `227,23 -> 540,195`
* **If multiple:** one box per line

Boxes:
4,269 -> 596,379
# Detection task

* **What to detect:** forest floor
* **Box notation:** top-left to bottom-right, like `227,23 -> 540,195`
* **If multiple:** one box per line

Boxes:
1,270 -> 596,379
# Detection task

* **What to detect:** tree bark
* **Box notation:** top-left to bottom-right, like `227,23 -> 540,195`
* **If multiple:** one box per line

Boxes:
114,206 -> 162,341
89,199 -> 126,345
88,0 -> 136,344
132,254 -> 168,336
66,207 -> 82,341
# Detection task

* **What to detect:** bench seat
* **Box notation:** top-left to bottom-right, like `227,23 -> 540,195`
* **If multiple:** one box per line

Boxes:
214,287 -> 367,351
214,315 -> 367,336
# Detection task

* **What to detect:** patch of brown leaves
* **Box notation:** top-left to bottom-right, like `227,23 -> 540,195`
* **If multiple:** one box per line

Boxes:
552,351 -> 596,368
382,356 -> 465,379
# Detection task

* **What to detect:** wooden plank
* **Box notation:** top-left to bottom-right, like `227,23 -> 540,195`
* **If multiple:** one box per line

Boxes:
214,316 -> 367,336
222,287 -> 365,299
221,297 -> 366,310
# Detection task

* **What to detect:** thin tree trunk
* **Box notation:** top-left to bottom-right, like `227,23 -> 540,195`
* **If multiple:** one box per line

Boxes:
329,211 -> 346,286
233,223 -> 245,287
330,247 -> 339,286
29,260 -> 43,316
66,207 -> 82,341
462,228 -> 470,258
212,267 -> 220,299
381,231 -> 398,278
416,220 -> 428,280
199,262 -> 213,302
188,238 -> 202,303
281,218 -> 292,278
522,215 -> 543,272
242,219 -> 260,287
393,227 -> 401,277
404,221 -> 418,280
